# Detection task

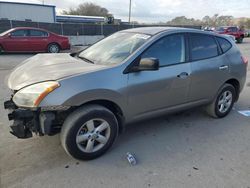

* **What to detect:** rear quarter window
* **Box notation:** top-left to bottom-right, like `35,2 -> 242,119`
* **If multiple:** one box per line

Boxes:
189,34 -> 219,61
216,37 -> 232,53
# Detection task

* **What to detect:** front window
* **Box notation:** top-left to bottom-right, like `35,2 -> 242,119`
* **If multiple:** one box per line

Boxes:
79,32 -> 151,65
11,30 -> 28,37
141,34 -> 185,66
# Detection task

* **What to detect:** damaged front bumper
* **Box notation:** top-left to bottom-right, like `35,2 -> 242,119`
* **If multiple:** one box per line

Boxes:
4,99 -> 64,139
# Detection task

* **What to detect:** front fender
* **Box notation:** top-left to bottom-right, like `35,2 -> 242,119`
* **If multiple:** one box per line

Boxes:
63,89 -> 126,108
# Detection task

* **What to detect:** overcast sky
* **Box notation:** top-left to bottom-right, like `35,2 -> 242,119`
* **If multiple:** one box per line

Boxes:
3,0 -> 250,22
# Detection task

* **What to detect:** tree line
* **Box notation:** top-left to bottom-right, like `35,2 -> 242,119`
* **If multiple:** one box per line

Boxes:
62,3 -> 250,28
165,14 -> 250,29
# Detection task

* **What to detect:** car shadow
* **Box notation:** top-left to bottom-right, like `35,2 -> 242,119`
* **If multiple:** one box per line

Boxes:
0,104 -> 243,187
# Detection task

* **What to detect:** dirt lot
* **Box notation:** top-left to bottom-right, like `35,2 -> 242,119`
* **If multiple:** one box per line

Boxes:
0,39 -> 250,188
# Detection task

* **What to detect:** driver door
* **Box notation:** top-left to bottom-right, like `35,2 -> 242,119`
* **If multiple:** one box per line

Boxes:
126,34 -> 191,117
4,29 -> 30,52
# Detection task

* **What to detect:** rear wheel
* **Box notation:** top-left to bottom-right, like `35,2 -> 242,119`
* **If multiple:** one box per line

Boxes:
60,105 -> 119,160
206,84 -> 236,118
48,43 -> 60,53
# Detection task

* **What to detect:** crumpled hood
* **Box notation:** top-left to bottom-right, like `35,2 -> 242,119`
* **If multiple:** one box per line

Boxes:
8,53 -> 106,90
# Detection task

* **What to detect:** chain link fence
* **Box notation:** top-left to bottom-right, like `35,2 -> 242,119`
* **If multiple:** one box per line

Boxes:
0,20 -> 202,36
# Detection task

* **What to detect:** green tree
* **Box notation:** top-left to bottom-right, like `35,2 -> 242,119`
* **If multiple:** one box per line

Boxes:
202,16 -> 212,26
245,19 -> 250,29
202,14 -> 233,27
166,16 -> 202,25
63,2 -> 112,17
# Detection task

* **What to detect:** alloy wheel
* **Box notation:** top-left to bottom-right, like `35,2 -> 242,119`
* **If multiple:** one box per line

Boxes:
49,44 -> 59,53
76,119 -> 111,153
217,90 -> 233,113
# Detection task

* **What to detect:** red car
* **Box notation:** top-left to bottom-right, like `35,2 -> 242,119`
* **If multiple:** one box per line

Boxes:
0,27 -> 70,53
216,26 -> 245,43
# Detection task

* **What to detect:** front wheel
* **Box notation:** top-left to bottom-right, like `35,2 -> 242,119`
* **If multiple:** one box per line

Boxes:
60,105 -> 119,160
0,45 -> 3,54
206,84 -> 236,118
237,37 -> 243,43
48,43 -> 60,53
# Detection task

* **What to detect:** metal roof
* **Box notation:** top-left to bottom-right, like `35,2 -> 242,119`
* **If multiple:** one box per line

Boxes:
0,1 -> 55,8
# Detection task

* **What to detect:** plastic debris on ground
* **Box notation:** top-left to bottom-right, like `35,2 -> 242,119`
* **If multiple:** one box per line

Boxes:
126,152 -> 137,166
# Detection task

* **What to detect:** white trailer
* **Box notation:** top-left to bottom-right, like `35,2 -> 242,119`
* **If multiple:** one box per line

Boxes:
0,1 -> 56,23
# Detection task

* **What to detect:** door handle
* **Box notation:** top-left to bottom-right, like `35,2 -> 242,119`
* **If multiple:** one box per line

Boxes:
177,72 -> 189,78
219,65 -> 228,70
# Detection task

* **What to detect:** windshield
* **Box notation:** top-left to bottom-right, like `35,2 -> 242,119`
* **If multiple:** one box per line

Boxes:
79,32 -> 151,65
216,27 -> 227,32
0,29 -> 14,36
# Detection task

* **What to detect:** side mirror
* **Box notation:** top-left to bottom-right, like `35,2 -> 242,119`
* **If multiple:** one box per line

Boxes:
131,58 -> 159,72
7,33 -> 11,37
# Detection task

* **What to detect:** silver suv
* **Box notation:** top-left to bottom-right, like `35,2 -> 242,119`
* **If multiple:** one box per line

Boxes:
4,27 -> 248,160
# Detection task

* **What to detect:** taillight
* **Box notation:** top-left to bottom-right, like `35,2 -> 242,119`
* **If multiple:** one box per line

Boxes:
241,56 -> 248,65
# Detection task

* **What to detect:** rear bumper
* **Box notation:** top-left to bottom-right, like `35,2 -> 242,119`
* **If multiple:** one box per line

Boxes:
4,99 -> 57,139
61,41 -> 71,50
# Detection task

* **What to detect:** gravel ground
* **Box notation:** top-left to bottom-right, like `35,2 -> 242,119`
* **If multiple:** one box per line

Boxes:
0,39 -> 250,188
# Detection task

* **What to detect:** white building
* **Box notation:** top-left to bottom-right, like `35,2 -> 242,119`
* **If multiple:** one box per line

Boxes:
0,1 -> 56,23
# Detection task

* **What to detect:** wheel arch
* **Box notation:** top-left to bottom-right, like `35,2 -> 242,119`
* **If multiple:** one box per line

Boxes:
78,99 -> 125,133
225,78 -> 240,101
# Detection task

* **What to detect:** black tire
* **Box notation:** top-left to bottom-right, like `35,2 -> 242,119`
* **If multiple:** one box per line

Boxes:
206,84 -> 236,118
60,105 -> 119,160
0,45 -> 3,54
48,43 -> 60,53
237,37 -> 243,43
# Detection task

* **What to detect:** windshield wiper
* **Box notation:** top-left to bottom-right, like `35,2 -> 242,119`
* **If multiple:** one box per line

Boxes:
77,56 -> 95,64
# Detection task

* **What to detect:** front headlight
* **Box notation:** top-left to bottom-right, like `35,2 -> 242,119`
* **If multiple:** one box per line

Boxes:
13,81 -> 60,108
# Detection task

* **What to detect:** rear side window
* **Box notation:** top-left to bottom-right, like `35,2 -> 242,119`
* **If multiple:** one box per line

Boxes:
141,34 -> 185,66
29,30 -> 48,37
190,34 -> 219,61
216,37 -> 232,53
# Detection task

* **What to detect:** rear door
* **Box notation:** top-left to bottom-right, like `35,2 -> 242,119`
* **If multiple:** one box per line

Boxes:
188,33 -> 230,102
3,29 -> 29,52
127,34 -> 192,116
27,29 -> 49,52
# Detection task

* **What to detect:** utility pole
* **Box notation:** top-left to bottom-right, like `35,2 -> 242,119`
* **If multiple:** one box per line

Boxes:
128,0 -> 131,23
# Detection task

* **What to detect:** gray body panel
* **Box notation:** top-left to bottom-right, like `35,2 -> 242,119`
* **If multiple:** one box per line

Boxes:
126,63 -> 191,120
8,53 -> 107,90
7,27 -> 247,124
188,54 -> 230,102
